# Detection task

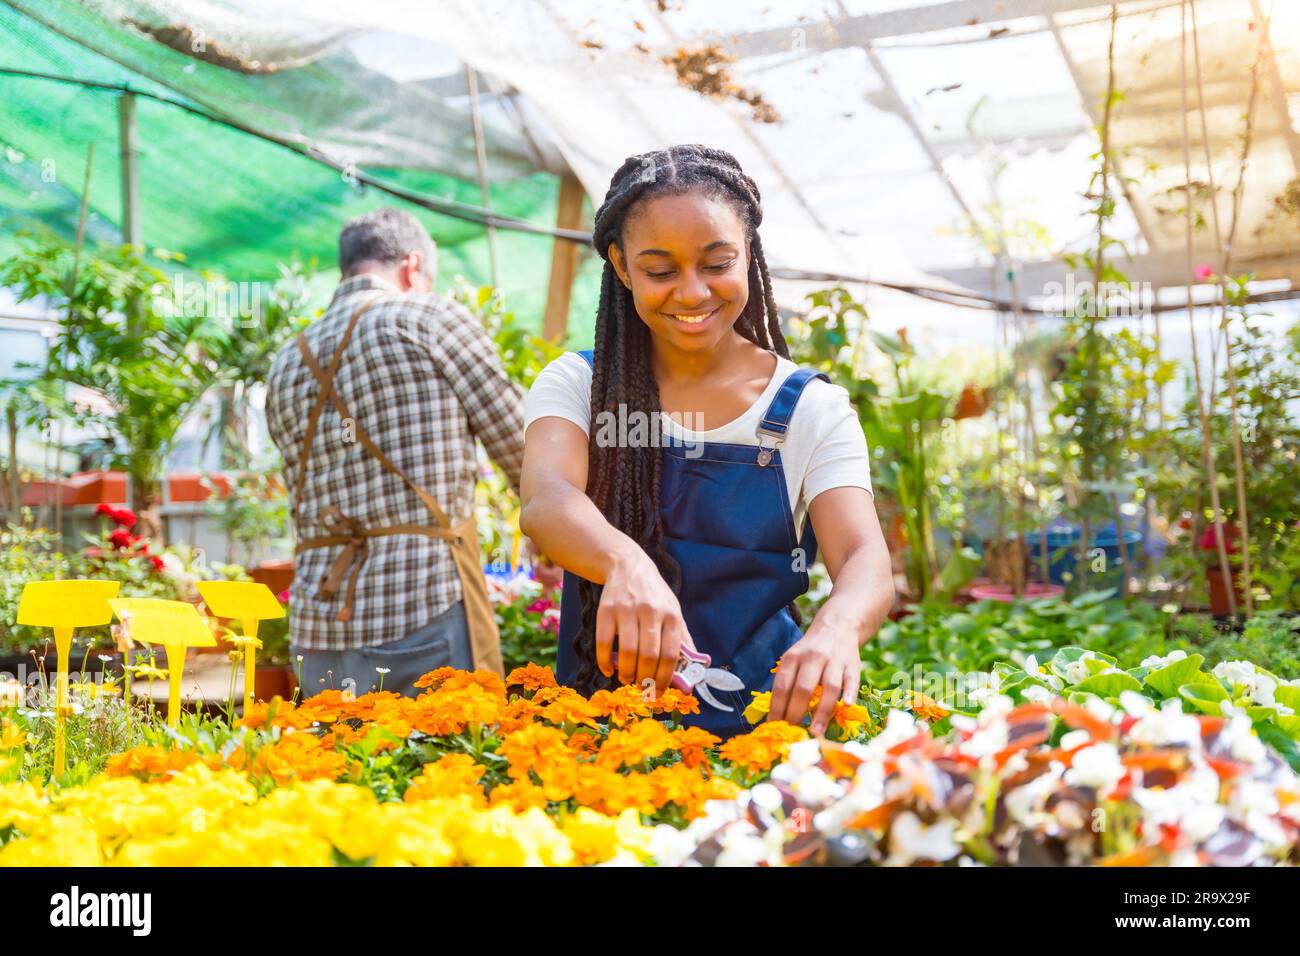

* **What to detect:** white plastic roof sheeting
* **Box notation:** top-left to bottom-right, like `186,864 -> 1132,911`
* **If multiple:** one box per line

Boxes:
9,0 -> 1299,303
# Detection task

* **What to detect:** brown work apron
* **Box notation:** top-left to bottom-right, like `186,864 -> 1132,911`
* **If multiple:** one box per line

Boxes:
290,294 -> 503,676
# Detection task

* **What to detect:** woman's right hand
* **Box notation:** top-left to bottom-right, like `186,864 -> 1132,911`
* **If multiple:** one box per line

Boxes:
596,547 -> 693,697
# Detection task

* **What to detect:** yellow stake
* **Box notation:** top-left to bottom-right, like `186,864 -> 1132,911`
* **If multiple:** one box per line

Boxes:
108,599 -> 215,727
16,580 -> 120,779
194,582 -> 283,713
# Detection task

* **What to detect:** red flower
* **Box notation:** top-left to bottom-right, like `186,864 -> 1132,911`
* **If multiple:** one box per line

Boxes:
148,555 -> 165,572
108,528 -> 139,551
275,588 -> 291,604
526,597 -> 556,615
1199,522 -> 1239,554
96,503 -> 137,528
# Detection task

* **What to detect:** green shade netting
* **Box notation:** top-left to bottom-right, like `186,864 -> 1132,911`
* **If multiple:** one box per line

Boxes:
0,3 -> 602,341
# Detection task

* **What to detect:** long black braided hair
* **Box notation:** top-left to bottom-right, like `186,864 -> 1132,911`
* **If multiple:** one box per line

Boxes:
572,144 -> 793,693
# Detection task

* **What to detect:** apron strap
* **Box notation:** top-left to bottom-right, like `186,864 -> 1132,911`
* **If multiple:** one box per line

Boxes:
292,293 -> 388,523
296,314 -> 453,529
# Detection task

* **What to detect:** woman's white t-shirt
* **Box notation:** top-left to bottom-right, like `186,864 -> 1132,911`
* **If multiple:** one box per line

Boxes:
523,352 -> 873,534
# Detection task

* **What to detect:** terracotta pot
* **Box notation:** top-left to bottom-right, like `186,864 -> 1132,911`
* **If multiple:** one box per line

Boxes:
254,664 -> 297,703
250,560 -> 295,597
1206,566 -> 1244,617
969,582 -> 1066,603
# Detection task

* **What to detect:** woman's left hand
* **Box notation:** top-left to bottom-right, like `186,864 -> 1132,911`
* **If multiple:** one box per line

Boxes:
766,601 -> 863,737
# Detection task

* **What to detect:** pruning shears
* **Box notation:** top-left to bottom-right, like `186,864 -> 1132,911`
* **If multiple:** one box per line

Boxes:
613,645 -> 746,712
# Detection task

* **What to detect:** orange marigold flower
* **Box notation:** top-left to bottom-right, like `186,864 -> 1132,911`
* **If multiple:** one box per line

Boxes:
644,762 -> 710,811
251,732 -> 350,787
498,723 -> 570,780
567,731 -> 602,756
414,668 -> 505,699
832,700 -> 873,737
487,778 -> 550,812
669,726 -> 720,769
597,718 -> 673,770
588,685 -> 653,727
570,763 -> 656,816
718,721 -> 808,774
105,746 -> 200,781
404,753 -> 487,804
412,684 -> 504,736
647,687 -> 700,716
505,663 -> 558,692
500,697 -> 544,734
909,691 -> 949,723
537,687 -> 600,728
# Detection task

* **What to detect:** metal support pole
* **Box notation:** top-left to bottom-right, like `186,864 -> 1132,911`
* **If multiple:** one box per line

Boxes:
118,92 -> 141,248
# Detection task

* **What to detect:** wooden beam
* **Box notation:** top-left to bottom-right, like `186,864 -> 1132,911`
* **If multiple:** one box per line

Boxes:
542,172 -> 586,343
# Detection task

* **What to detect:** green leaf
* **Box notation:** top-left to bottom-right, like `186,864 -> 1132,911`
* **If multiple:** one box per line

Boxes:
1256,722 -> 1300,773
1143,654 -> 1206,699
1071,671 -> 1143,698
1179,680 -> 1228,716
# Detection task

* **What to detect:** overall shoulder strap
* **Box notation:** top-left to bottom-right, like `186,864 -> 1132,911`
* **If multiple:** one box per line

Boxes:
576,349 -> 594,368
756,366 -> 830,442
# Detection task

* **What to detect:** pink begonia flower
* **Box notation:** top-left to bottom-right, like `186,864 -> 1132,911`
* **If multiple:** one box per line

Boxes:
1195,264 -> 1214,281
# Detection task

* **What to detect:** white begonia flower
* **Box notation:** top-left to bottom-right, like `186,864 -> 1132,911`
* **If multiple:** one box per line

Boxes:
888,812 -> 961,866
748,782 -> 783,812
876,708 -> 919,748
715,825 -> 777,867
785,737 -> 824,771
1021,684 -> 1053,704
962,723 -> 1010,759
1129,698 -> 1202,748
1083,696 -> 1117,722
649,824 -> 699,867
1004,763 -> 1064,830
1140,649 -> 1188,670
1064,743 -> 1126,792
1213,660 -> 1278,707
789,767 -> 842,805
977,693 -> 1015,720
1064,656 -> 1094,685
1059,728 -> 1092,752
1228,780 -> 1285,847
1220,713 -> 1266,763
1132,765 -> 1221,835
1119,690 -> 1154,718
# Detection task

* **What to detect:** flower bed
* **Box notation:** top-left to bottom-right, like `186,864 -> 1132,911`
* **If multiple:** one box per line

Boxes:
2,658 -> 1297,867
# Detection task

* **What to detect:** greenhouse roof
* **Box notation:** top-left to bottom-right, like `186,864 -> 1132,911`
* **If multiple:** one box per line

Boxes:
1,0 -> 1298,332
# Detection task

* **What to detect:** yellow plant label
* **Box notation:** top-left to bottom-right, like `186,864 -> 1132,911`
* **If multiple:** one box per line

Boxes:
195,581 -> 285,621
17,580 -> 120,629
108,598 -> 216,648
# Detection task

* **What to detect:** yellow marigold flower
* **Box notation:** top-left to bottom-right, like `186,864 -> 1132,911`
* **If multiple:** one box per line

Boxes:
718,721 -> 808,774
597,718 -> 673,770
588,685 -> 653,727
486,778 -> 551,813
742,690 -> 772,725
498,723 -> 570,780
562,807 -> 654,865
0,718 -> 27,750
505,663 -> 558,692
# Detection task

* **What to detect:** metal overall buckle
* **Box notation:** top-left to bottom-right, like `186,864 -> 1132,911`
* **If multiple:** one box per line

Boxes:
756,423 -> 784,467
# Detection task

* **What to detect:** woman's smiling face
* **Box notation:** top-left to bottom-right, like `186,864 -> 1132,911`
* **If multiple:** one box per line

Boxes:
609,191 -> 750,354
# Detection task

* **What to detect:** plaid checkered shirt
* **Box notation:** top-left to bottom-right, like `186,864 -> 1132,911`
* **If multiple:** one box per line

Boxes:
265,274 -> 525,650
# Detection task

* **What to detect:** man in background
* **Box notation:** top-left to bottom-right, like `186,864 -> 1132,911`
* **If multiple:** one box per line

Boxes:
266,207 -> 524,696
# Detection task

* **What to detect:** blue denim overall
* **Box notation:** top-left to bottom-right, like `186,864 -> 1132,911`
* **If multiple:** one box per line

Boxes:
557,350 -> 829,738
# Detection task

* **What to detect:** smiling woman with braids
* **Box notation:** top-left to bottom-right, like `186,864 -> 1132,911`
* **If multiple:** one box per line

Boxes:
520,145 -> 894,738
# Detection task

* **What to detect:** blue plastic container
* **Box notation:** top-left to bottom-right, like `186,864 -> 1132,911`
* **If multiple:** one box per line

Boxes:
1033,524 -> 1142,585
